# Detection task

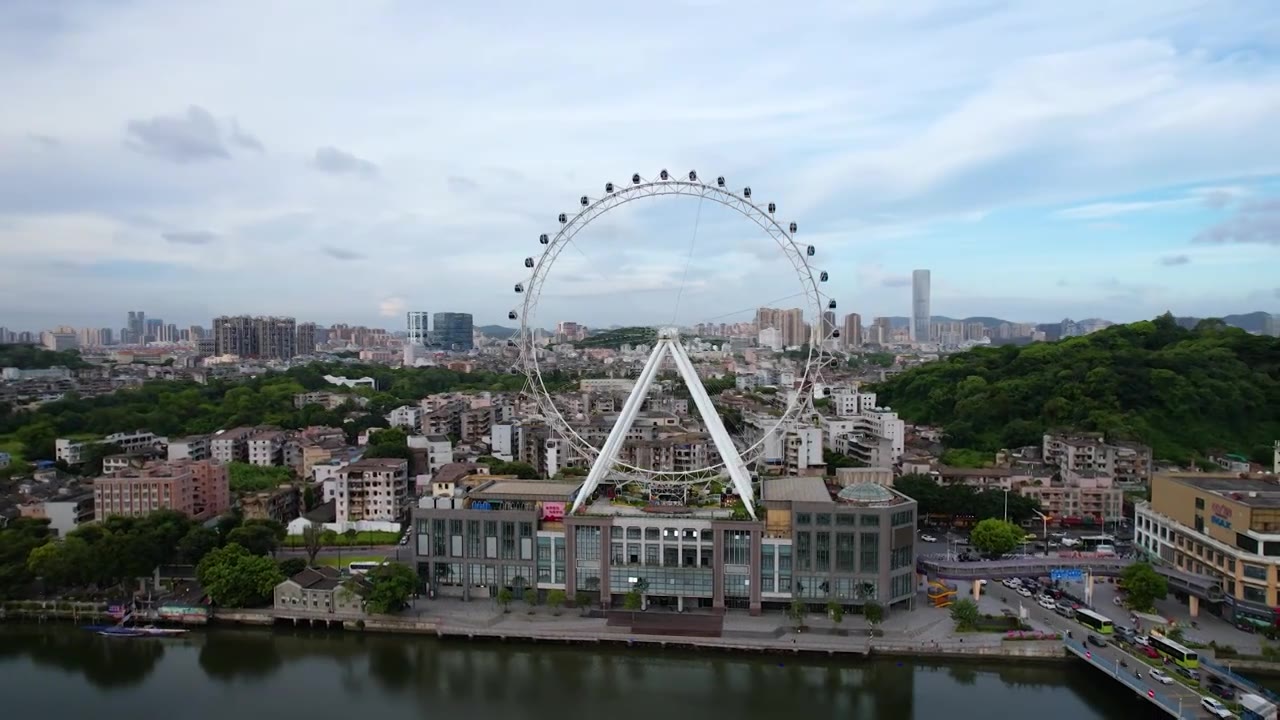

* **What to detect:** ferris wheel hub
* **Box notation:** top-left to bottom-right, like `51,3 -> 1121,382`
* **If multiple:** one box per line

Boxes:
657,326 -> 681,340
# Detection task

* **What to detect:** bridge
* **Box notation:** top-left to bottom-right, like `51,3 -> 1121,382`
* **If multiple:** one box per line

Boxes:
916,554 -> 1224,610
1062,637 -> 1202,718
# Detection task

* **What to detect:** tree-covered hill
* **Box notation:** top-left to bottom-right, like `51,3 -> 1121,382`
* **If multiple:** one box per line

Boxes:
568,326 -> 657,349
0,345 -> 90,370
873,314 -> 1280,464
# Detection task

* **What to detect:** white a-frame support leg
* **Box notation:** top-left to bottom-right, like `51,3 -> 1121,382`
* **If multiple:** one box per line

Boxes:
570,330 -> 757,519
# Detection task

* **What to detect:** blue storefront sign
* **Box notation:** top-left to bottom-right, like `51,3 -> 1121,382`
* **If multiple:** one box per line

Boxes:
1051,569 -> 1084,582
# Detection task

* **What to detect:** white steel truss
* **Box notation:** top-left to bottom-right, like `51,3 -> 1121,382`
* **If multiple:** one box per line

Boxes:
570,328 -> 758,519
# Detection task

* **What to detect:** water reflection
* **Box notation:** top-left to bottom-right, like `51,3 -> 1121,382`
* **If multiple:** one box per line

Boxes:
0,625 -> 1157,719
0,626 -> 165,688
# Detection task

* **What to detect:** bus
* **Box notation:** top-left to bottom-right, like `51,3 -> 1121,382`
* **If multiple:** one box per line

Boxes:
1075,608 -> 1115,634
1079,534 -> 1116,551
348,561 -> 388,575
1149,633 -> 1200,669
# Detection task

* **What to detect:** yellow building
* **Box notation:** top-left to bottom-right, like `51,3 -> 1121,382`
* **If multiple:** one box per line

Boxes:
1137,472 -> 1280,627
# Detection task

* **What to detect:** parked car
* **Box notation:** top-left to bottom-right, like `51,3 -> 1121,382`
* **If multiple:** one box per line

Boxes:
1209,683 -> 1236,700
1038,598 -> 1056,611
1140,644 -> 1159,659
1087,634 -> 1107,648
920,534 -> 938,543
1017,587 -> 1033,598
1177,666 -> 1199,682
1148,669 -> 1173,685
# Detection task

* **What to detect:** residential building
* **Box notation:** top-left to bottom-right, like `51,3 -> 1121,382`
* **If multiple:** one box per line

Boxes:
491,424 -> 517,461
247,429 -> 285,467
407,434 -> 453,473
460,406 -> 492,443
1017,472 -> 1124,525
93,459 -> 230,521
334,458 -> 410,525
18,492 -> 95,537
1042,433 -> 1152,484
55,430 -> 166,465
210,427 -> 255,463
785,427 -> 824,475
910,269 -> 930,343
387,405 -> 423,431
212,315 -> 298,360
274,567 -> 369,616
842,313 -> 863,349
1136,472 -> 1280,627
168,435 -> 210,462
240,485 -> 300,524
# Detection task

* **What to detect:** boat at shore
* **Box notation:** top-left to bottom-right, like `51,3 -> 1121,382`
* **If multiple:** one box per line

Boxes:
83,624 -> 189,638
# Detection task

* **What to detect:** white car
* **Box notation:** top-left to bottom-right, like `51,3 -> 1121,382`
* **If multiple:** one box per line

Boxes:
1201,697 -> 1234,718
920,534 -> 938,543
1038,598 -> 1056,610
1002,578 -> 1019,589
1017,587 -> 1033,598
1148,669 -> 1173,685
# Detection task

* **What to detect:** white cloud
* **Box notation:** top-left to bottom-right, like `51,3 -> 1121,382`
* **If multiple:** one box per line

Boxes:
377,297 -> 406,318
1,0 -> 1278,328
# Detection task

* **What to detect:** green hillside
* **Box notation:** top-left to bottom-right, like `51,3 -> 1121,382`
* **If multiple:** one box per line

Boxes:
569,327 -> 658,349
873,314 -> 1280,464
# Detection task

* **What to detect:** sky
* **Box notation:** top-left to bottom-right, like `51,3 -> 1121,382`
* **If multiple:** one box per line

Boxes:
1,0 -> 1279,332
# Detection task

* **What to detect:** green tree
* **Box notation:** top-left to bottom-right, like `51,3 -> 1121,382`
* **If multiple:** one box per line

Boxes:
574,591 -> 592,613
1120,562 -> 1169,612
623,590 -> 642,611
950,598 -> 980,631
278,557 -> 307,577
863,601 -> 884,627
365,563 -> 417,614
0,518 -> 53,598
225,524 -> 279,557
522,588 -> 538,607
787,599 -> 807,630
874,314 -> 1280,462
26,537 -> 93,590
196,543 -> 284,608
178,526 -> 221,565
969,518 -> 1024,557
301,523 -> 325,566
547,589 -> 567,615
496,587 -> 513,612
827,599 -> 844,625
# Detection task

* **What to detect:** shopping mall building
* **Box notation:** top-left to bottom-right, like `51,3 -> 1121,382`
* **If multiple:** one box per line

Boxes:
1135,472 -> 1280,628
412,475 -> 918,615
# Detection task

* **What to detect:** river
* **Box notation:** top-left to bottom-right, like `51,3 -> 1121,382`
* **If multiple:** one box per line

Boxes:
0,623 -> 1197,719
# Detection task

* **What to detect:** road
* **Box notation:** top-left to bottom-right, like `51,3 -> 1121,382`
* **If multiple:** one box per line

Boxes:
983,581 -> 1215,719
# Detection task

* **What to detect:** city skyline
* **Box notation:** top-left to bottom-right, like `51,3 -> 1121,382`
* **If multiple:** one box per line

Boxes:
2,2 -> 1279,330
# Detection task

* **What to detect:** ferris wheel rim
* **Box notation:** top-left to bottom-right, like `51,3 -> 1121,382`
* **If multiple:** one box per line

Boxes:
514,173 -> 831,478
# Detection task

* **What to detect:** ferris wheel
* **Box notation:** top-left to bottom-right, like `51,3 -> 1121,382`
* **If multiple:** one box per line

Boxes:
508,170 -> 840,519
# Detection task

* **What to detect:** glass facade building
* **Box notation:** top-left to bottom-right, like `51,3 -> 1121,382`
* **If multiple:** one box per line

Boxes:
432,312 -> 474,351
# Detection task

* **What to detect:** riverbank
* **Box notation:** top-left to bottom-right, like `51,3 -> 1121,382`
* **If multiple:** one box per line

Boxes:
207,604 -> 1071,662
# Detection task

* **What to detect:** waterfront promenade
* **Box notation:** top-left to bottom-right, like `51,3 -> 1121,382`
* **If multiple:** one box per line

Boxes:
213,597 -> 1065,661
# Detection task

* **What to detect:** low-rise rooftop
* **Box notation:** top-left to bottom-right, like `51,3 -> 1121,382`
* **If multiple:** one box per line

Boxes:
763,476 -> 912,507
1162,472 -> 1280,508
469,480 -> 581,502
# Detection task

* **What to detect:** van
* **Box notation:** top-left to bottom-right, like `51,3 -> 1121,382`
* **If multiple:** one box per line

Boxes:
1054,602 -> 1075,618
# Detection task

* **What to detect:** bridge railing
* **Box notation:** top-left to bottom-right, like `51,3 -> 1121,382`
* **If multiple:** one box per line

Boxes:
1063,638 -> 1198,719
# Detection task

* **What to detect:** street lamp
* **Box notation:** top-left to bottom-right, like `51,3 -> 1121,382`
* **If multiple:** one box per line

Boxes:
1034,510 -> 1049,556
1003,487 -> 1010,524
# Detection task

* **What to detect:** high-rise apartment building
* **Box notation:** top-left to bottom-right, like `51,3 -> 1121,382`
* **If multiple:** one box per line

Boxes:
910,269 -> 931,343
842,313 -> 863,348
296,322 -> 317,355
821,311 -> 835,342
756,307 -> 806,348
213,316 -> 298,360
432,312 -> 474,351
406,312 -> 430,346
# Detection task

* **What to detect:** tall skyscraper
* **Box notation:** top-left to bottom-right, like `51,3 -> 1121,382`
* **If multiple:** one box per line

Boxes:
910,269 -> 931,343
405,311 -> 429,364
296,322 -> 317,355
432,312 -> 473,351
842,313 -> 863,348
126,311 -> 145,344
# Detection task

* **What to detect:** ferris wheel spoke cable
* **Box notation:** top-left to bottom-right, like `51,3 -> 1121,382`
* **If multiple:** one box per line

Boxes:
670,194 -> 705,326
693,290 -> 809,326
